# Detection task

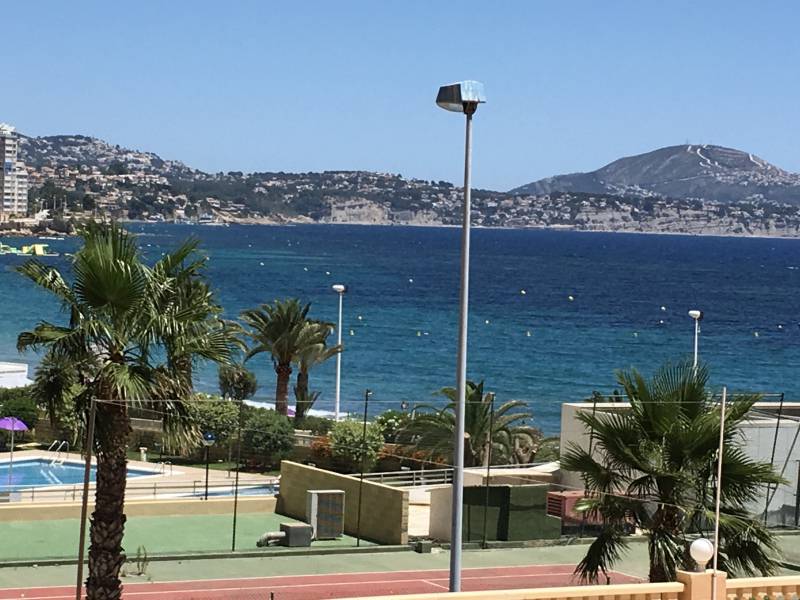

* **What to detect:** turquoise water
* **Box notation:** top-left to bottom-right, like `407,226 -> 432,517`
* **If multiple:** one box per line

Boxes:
0,459 -> 157,491
2,224 -> 800,433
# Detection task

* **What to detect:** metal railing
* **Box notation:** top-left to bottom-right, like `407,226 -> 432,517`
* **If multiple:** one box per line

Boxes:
357,462 -> 550,487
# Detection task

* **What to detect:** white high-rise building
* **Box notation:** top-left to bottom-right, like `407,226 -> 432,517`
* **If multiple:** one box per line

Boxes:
0,123 -> 29,218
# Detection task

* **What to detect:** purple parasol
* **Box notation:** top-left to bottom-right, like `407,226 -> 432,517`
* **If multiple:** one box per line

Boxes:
0,417 -> 29,433
0,416 -> 29,481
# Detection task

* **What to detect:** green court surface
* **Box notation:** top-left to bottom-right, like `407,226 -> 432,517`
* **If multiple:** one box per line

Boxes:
0,512 -> 366,563
0,536 -> 797,590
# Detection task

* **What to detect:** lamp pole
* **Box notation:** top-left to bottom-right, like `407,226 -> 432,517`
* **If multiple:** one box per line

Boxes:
689,309 -> 703,369
435,80 -> 486,593
332,284 -> 346,420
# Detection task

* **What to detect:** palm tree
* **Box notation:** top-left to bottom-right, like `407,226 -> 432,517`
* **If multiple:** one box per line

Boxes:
219,363 -> 257,402
17,223 -> 233,599
402,380 -> 541,467
294,321 -> 341,423
561,361 -> 784,583
241,299 -> 333,416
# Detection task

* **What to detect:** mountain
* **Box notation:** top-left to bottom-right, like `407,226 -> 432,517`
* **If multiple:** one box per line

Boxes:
511,144 -> 800,204
19,134 -> 197,178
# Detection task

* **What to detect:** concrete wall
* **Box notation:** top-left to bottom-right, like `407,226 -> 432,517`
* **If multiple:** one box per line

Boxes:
276,460 -> 408,545
0,496 -> 276,521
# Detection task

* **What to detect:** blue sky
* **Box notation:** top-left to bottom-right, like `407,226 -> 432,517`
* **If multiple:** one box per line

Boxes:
4,1 -> 798,190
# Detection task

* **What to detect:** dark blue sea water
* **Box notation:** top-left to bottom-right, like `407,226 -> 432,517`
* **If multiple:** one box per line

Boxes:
2,224 -> 800,433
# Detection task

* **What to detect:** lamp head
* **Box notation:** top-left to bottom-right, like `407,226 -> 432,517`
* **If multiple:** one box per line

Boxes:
332,284 -> 347,294
436,80 -> 486,114
688,309 -> 704,321
689,538 -> 714,571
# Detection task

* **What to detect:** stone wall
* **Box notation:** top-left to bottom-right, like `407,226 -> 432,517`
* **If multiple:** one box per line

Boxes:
276,461 -> 408,545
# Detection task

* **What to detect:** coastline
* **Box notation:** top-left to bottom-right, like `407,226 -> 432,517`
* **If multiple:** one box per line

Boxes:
3,216 -> 800,242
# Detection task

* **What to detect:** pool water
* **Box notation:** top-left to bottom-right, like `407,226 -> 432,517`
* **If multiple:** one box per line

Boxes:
0,459 -> 156,491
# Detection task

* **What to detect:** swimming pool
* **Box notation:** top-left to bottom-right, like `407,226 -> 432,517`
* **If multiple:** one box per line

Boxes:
0,459 -> 157,491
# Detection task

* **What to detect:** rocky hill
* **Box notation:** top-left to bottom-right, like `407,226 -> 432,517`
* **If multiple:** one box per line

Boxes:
14,131 -> 800,237
512,144 -> 800,204
19,134 -> 197,178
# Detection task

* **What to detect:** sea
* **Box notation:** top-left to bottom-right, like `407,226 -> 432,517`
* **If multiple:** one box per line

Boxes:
2,223 -> 800,434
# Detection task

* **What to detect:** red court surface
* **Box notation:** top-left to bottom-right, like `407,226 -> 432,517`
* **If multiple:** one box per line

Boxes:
0,564 -> 642,599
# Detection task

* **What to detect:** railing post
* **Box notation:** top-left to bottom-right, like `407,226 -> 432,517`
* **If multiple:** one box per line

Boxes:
676,569 -> 726,600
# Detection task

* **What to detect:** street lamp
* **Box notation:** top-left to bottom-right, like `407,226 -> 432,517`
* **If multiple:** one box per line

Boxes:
689,309 -> 704,369
201,431 -> 216,500
689,537 -> 714,572
436,79 -> 486,593
332,284 -> 347,421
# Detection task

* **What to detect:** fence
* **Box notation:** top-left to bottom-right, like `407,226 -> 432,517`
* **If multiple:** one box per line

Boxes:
342,570 -> 800,600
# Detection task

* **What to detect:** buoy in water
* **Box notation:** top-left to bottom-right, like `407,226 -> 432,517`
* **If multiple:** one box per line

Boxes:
754,331 -> 759,337
526,330 -> 531,337
484,319 -> 490,324
325,271 -> 331,275
633,332 -> 639,337
349,329 -> 355,336
568,295 -> 574,301
303,267 -> 308,271
660,306 -> 666,311
659,319 -> 664,325
416,331 -> 421,337
357,315 -> 363,321
520,289 -> 527,295
259,262 -> 264,266
408,278 -> 414,283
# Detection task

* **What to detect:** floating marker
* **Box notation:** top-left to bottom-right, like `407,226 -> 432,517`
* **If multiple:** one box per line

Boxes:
754,331 -> 759,337
416,331 -> 421,337
485,319 -> 490,325
303,267 -> 308,271
325,271 -> 331,275
408,278 -> 414,283
349,329 -> 355,336
357,315 -> 363,321
259,261 -> 265,266
423,331 -> 429,336
568,295 -> 574,301
659,319 -> 664,325
520,289 -> 527,295
526,330 -> 531,337
633,332 -> 639,337
778,324 -> 783,329
660,306 -> 666,311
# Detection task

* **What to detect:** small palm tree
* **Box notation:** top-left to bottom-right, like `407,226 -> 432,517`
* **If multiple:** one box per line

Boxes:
241,299 -> 333,416
17,223 -> 234,598
402,380 -> 541,467
562,361 -> 784,583
294,321 -> 341,423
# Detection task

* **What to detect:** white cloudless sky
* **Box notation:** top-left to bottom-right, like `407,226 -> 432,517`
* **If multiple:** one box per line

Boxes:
4,0 -> 798,190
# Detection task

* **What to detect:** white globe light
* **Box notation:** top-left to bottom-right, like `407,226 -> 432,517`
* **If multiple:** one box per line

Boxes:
690,538 -> 714,569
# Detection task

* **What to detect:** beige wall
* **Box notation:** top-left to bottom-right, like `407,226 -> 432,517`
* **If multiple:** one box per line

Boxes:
276,461 -> 408,545
0,496 -> 275,521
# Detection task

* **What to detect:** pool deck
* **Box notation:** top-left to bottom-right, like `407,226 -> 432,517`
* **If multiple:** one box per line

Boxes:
0,450 -> 277,503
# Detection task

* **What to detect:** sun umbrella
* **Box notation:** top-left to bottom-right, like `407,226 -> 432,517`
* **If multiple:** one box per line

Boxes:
0,416 -> 29,484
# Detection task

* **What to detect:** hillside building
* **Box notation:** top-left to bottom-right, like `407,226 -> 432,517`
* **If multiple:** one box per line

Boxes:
0,123 -> 29,218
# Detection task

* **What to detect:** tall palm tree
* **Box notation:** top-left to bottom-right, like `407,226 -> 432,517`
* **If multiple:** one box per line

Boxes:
241,299 -> 333,416
294,321 -> 341,423
402,380 -> 541,467
561,361 -> 784,583
17,223 -> 233,599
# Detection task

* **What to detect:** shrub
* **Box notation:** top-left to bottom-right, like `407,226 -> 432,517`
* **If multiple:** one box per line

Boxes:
218,364 -> 257,401
0,386 -> 39,429
294,415 -> 334,436
242,408 -> 294,466
191,393 -> 240,446
374,410 -> 411,442
329,419 -> 384,472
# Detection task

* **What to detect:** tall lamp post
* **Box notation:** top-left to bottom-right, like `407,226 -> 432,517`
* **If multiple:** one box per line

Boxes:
332,284 -> 347,421
689,309 -> 703,369
435,79 -> 486,593
201,431 -> 216,500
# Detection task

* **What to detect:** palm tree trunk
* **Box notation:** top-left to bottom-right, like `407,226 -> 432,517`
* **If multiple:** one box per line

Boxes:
295,369 -> 309,422
86,402 -> 130,600
275,363 -> 292,416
